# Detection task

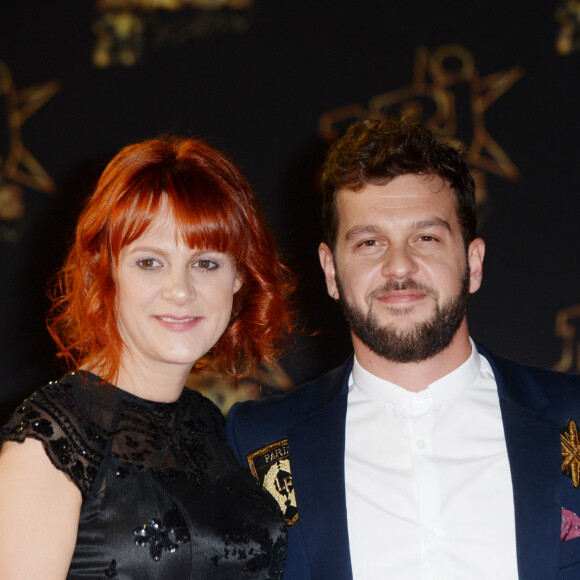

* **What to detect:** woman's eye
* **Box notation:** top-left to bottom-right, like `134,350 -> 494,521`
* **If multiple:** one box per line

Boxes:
196,259 -> 218,270
136,258 -> 159,269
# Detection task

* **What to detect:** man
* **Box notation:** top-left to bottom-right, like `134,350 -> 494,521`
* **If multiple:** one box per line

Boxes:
226,118 -> 580,579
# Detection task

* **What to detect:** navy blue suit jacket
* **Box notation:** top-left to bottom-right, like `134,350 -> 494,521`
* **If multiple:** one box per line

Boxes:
226,346 -> 580,579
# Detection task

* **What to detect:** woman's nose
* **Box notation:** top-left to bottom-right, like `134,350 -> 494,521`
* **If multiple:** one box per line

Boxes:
162,268 -> 195,303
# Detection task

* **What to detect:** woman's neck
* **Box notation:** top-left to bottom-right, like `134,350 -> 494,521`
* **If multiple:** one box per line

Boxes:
87,356 -> 193,403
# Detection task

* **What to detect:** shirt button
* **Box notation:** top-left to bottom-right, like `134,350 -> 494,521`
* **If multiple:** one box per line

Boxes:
416,439 -> 426,449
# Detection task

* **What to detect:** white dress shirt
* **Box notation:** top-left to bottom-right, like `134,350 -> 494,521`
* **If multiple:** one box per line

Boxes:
344,340 -> 518,579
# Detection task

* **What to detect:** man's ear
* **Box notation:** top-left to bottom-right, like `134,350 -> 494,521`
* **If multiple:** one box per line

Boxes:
318,243 -> 340,300
467,238 -> 485,294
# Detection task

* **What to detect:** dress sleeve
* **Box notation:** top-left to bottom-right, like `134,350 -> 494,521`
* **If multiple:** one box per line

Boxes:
1,382 -> 102,498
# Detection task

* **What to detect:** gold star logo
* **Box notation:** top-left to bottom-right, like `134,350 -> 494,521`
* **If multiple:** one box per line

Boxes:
553,304 -> 580,373
0,61 -> 60,196
318,44 -> 524,212
562,419 -> 580,487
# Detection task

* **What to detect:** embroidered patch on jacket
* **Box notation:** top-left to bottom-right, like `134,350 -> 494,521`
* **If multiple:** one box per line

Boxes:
246,439 -> 298,526
561,419 -> 580,488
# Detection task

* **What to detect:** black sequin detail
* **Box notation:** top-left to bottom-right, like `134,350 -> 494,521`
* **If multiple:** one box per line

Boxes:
104,559 -> 117,577
32,418 -> 53,437
133,503 -> 190,561
50,436 -> 73,465
114,464 -> 129,479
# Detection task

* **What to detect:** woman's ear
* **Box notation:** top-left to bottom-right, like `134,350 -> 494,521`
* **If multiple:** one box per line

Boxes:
234,271 -> 243,294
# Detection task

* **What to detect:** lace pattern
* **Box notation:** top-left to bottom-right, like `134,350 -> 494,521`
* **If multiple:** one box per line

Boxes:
2,377 -> 104,496
1,373 -> 287,579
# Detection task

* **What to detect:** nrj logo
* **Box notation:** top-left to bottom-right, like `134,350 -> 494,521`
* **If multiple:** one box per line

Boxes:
319,44 -> 524,218
92,0 -> 256,68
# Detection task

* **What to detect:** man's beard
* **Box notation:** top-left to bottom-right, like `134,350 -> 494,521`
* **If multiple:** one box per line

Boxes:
337,268 -> 470,363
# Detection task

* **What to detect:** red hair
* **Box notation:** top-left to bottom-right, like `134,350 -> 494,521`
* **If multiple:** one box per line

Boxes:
47,136 -> 295,384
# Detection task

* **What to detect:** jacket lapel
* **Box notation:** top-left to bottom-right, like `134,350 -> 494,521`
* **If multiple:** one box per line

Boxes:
483,348 -> 562,579
288,359 -> 353,580
500,399 -> 561,578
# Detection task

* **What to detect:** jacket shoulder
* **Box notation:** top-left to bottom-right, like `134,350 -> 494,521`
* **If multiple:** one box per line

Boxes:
479,344 -> 580,416
231,361 -> 349,425
484,347 -> 580,389
226,359 -> 352,458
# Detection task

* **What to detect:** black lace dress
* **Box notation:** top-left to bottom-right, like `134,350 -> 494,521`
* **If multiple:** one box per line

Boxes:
1,372 -> 286,579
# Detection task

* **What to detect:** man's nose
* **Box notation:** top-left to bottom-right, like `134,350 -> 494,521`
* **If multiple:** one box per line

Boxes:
380,243 -> 418,280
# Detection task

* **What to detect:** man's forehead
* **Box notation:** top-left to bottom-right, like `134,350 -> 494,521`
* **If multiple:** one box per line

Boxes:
336,175 -> 455,214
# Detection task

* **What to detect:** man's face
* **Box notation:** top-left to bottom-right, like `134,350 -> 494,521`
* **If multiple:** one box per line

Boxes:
319,174 -> 484,363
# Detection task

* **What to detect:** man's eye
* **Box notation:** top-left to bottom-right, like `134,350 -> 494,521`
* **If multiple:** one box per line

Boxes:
419,235 -> 437,242
360,240 -> 377,247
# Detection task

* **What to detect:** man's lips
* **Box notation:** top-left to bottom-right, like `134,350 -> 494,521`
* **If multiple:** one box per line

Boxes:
375,289 -> 428,305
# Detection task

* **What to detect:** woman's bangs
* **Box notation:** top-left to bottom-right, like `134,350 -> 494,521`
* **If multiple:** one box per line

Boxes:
169,176 -> 245,261
113,189 -> 162,253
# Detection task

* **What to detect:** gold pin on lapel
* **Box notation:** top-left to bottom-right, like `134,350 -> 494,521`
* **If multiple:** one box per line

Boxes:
246,439 -> 299,526
562,419 -> 580,488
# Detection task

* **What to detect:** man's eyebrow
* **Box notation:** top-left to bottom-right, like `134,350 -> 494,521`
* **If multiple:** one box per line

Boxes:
344,219 -> 452,241
344,225 -> 383,241
414,218 -> 452,232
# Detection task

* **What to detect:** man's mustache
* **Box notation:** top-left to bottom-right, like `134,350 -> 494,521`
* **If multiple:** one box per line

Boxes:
367,279 -> 438,303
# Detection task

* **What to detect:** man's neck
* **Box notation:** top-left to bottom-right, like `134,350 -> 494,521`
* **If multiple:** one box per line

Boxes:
352,322 -> 473,392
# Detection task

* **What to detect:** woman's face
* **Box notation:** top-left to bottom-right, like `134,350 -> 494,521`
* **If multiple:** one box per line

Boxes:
115,206 -> 241,379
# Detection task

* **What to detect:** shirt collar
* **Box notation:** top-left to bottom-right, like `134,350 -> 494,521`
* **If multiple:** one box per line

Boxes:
350,338 -> 482,411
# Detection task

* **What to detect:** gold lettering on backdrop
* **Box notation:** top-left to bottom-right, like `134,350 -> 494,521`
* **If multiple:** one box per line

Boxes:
92,0 -> 254,68
97,0 -> 253,8
319,44 -> 523,220
554,304 -> 580,373
0,61 -> 60,242
555,0 -> 580,55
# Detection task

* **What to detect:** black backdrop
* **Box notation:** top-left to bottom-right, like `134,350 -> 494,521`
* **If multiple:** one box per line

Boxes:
1,0 -> 579,421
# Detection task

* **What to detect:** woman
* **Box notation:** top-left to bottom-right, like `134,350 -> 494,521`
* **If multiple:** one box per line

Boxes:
0,136 -> 294,579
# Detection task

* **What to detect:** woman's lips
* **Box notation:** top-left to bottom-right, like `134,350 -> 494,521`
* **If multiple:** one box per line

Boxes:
155,315 -> 201,331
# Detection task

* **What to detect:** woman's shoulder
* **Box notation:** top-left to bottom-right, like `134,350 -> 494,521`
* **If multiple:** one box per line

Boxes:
179,387 -> 226,433
1,374 -> 107,496
2,376 -> 78,440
